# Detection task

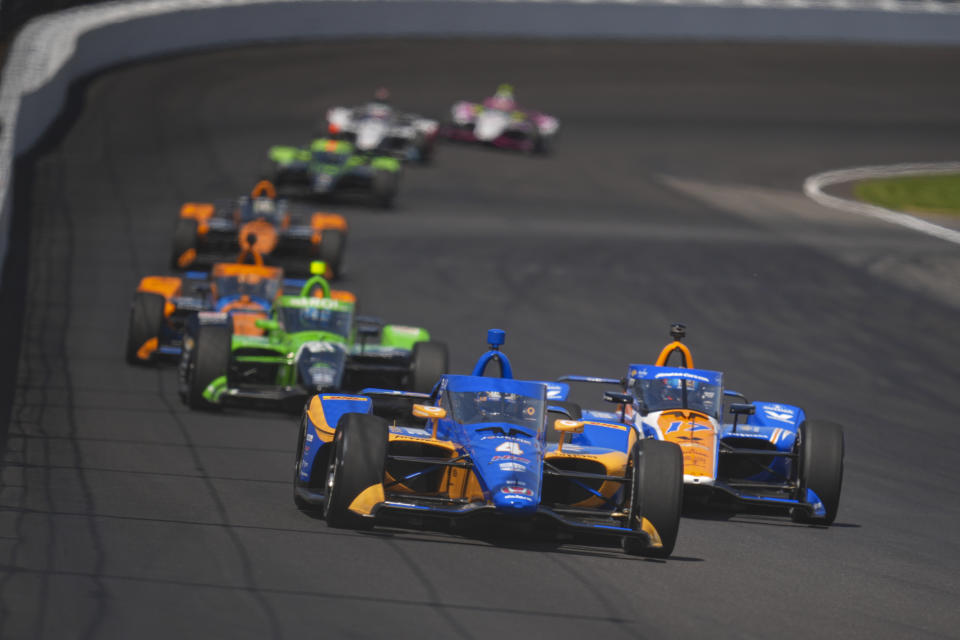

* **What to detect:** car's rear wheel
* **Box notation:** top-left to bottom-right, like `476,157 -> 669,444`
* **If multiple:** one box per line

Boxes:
318,229 -> 346,277
371,170 -> 398,209
171,218 -> 199,270
187,323 -> 231,411
323,413 -> 388,529
623,439 -> 683,557
415,135 -> 434,165
408,341 -> 448,394
791,420 -> 844,524
125,292 -> 165,365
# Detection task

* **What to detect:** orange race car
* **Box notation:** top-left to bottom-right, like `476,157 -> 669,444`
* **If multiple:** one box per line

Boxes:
125,250 -> 354,365
172,180 -> 347,277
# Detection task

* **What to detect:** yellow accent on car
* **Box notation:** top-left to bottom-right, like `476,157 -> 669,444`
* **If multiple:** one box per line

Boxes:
654,341 -> 694,368
307,396 -> 335,441
641,517 -> 663,547
348,483 -> 385,515
176,248 -> 197,269
136,337 -> 158,361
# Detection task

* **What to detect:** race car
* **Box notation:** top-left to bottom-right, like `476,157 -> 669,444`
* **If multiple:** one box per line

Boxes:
442,84 -> 559,154
125,249 -> 298,365
267,138 -> 402,208
325,91 -> 438,163
178,265 -> 448,412
561,324 -> 845,525
293,329 -> 684,557
172,180 -> 347,277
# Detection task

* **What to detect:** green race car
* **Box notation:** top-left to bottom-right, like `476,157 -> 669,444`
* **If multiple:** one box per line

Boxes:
177,270 -> 447,412
268,138 -> 402,208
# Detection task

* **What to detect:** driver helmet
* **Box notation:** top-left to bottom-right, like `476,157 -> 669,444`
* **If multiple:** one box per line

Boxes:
373,87 -> 391,104
301,306 -> 330,327
489,84 -> 516,110
475,391 -> 526,420
657,377 -> 687,402
251,197 -> 276,217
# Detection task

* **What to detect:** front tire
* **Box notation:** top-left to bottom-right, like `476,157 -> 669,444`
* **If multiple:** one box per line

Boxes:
408,341 -> 448,394
623,439 -> 683,558
318,229 -> 346,277
371,170 -> 398,209
791,420 -> 844,524
323,413 -> 389,529
171,218 -> 199,270
125,292 -> 165,365
187,323 -> 231,411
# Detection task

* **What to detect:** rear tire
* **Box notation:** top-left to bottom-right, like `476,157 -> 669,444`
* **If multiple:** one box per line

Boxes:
371,170 -> 398,209
791,420 -> 844,524
408,341 -> 448,394
171,218 -> 199,270
623,439 -> 683,558
125,292 -> 165,365
534,134 -> 553,155
416,135 -> 434,165
323,413 -> 389,529
318,229 -> 346,277
187,323 -> 231,411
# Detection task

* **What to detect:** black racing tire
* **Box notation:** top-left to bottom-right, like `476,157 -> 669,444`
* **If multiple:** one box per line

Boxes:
371,170 -> 398,209
293,411 -> 313,511
125,292 -> 166,365
623,439 -> 683,558
171,218 -> 199,270
408,341 -> 448,394
187,323 -> 231,411
323,412 -> 389,529
415,136 -> 434,165
791,420 -> 844,525
318,229 -> 346,277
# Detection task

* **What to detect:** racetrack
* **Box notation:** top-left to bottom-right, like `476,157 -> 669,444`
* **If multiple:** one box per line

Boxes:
2,39 -> 960,638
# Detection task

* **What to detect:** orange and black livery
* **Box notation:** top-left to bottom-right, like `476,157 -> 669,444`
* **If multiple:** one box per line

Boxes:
173,181 -> 347,277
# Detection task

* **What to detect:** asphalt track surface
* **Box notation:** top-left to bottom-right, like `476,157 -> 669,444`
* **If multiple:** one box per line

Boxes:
2,39 -> 960,639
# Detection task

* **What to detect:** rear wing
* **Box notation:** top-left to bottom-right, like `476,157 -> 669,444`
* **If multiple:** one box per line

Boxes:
558,375 -> 624,387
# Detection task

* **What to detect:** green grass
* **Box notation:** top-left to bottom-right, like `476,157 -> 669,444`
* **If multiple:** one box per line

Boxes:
853,173 -> 960,215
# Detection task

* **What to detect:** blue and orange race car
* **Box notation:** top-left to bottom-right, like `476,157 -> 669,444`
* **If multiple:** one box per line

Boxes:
562,324 -> 845,524
293,329 -> 684,557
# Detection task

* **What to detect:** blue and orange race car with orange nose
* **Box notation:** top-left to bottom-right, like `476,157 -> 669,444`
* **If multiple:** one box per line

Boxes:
293,329 -> 684,557
562,324 -> 845,525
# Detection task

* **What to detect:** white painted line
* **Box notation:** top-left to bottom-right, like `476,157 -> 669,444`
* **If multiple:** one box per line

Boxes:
803,162 -> 960,246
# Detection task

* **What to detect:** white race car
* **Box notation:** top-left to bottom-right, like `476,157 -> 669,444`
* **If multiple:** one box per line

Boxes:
325,94 -> 438,164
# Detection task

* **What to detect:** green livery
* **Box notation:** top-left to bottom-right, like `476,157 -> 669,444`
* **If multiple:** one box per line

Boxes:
178,274 -> 447,412
269,138 -> 402,208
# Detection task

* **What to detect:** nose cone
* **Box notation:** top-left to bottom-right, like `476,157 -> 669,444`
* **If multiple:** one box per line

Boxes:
493,485 -> 538,514
475,113 -> 507,141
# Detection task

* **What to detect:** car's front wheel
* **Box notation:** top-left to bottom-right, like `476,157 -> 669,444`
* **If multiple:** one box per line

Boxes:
187,323 -> 231,411
318,229 -> 346,277
125,292 -> 165,365
791,420 -> 844,524
623,439 -> 683,557
323,413 -> 389,529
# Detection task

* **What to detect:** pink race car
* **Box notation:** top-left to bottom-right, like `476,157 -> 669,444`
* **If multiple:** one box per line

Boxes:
443,84 -> 559,154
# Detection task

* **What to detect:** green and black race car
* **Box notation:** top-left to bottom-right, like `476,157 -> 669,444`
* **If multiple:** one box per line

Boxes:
268,138 -> 402,208
178,268 -> 447,412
